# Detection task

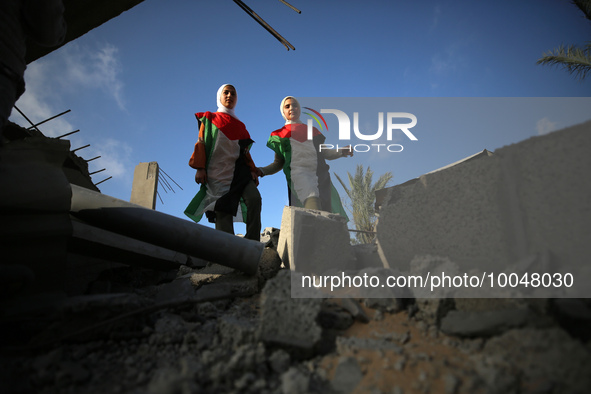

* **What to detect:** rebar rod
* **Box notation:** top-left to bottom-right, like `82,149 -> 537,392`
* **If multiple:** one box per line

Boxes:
278,0 -> 301,13
57,129 -> 80,139
233,0 -> 295,50
72,144 -> 90,152
89,168 -> 106,175
13,106 -> 42,134
159,168 -> 183,190
27,109 -> 71,130
94,176 -> 112,186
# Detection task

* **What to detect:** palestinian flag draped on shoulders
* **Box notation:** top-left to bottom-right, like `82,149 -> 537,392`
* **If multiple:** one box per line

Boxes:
267,123 -> 349,221
185,111 -> 254,223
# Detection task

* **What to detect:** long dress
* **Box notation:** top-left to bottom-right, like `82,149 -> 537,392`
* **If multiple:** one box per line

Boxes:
266,123 -> 348,220
185,111 -> 255,223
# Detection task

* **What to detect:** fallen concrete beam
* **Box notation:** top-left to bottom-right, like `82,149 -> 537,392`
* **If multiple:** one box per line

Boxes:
70,218 -> 207,270
70,185 -> 264,276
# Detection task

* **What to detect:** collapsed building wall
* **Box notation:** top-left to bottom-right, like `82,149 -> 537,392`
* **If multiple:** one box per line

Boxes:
374,120 -> 591,297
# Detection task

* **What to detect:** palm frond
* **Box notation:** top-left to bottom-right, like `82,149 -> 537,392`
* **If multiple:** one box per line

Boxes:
335,164 -> 393,243
572,0 -> 591,20
537,43 -> 591,81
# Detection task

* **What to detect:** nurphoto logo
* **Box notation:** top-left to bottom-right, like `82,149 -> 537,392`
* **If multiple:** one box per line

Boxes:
303,108 -> 418,153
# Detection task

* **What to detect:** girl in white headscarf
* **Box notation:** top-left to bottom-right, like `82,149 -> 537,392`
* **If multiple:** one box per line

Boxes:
185,84 -> 262,241
258,96 -> 351,217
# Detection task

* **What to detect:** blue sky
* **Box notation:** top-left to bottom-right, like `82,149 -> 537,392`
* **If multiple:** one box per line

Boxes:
10,0 -> 591,232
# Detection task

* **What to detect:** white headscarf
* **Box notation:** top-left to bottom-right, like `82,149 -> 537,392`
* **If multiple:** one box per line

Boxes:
280,96 -> 304,125
217,84 -> 238,119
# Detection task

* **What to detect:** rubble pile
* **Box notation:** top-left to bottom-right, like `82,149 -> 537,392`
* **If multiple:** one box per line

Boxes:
1,232 -> 590,394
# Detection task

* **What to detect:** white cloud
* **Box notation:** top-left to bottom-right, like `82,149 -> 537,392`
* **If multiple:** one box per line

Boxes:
11,61 -> 74,137
11,41 -> 127,130
11,45 -> 133,187
62,43 -> 126,110
89,138 -> 133,183
536,117 -> 558,135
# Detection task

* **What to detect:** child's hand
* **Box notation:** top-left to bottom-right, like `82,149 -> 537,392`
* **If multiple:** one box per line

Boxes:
195,168 -> 207,184
251,171 -> 260,186
339,145 -> 354,157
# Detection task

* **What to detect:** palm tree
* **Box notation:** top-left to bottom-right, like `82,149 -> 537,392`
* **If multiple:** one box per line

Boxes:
335,165 -> 392,244
537,0 -> 591,81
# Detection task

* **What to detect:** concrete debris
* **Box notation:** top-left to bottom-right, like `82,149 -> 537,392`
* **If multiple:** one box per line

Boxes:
260,227 -> 280,248
475,328 -> 591,393
331,357 -> 364,393
414,297 -> 455,327
280,366 -> 311,394
339,298 -> 370,323
277,206 -> 356,274
258,270 -> 324,358
440,308 -> 535,338
2,123 -> 591,393
2,259 -> 591,393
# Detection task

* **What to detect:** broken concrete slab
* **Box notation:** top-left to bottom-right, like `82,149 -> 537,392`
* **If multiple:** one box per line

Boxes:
475,328 -> 591,393
130,162 -> 159,209
414,298 -> 455,327
260,227 -> 280,249
156,274 -> 198,303
375,121 -> 591,298
193,272 -> 259,300
331,357 -> 364,393
340,298 -> 370,323
277,206 -> 356,275
335,336 -> 403,355
440,308 -> 534,337
258,270 -> 324,358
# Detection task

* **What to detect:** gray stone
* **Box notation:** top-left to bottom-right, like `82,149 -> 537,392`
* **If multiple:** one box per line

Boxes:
331,357 -> 364,393
415,298 -> 455,326
218,314 -> 256,350
269,349 -> 291,374
353,266 -> 412,303
444,374 -> 460,394
258,270 -> 323,358
318,302 -> 354,330
194,271 -> 259,299
336,336 -> 403,355
475,328 -> 591,393
156,275 -> 197,303
261,227 -> 280,248
408,255 -> 459,299
257,247 -> 282,284
453,297 -> 528,312
440,308 -> 531,337
281,367 -> 310,394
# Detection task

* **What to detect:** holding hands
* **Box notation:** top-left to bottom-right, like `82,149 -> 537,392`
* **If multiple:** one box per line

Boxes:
338,145 -> 354,157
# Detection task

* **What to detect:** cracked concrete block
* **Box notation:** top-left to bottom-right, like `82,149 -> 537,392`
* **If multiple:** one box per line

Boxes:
331,357 -> 364,393
376,152 -> 506,273
375,121 -> 591,298
277,206 -> 355,275
258,270 -> 323,358
440,309 -> 532,337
